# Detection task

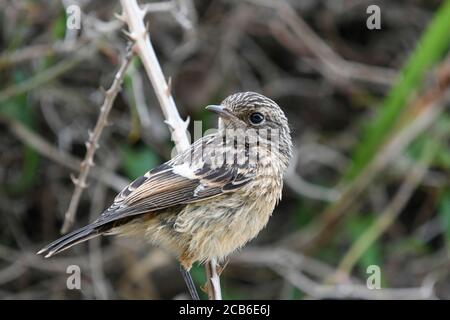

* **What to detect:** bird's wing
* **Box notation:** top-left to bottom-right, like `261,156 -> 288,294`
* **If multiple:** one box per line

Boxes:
92,136 -> 255,227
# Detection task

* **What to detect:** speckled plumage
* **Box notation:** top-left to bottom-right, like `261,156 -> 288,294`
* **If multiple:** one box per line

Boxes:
38,92 -> 292,270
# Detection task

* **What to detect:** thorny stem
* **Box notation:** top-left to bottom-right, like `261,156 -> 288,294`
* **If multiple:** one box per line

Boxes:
119,0 -> 221,300
61,46 -> 134,234
119,0 -> 190,153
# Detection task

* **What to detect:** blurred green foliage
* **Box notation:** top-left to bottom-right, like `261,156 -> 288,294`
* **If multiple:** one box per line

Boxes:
439,190 -> 450,245
121,145 -> 159,180
0,73 -> 40,193
347,0 -> 450,179
52,9 -> 67,40
346,214 -> 382,270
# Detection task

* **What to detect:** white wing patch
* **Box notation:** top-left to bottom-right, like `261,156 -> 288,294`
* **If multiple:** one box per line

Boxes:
172,163 -> 197,179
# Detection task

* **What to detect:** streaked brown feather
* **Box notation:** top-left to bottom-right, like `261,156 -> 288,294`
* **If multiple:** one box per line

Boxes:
89,135 -> 256,229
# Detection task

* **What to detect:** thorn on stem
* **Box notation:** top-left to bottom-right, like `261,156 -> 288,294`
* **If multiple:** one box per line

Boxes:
70,174 -> 88,188
184,116 -> 190,129
122,29 -> 135,41
164,119 -> 175,130
70,174 -> 79,185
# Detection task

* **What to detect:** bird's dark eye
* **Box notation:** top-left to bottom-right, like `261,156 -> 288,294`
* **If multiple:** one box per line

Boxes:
249,112 -> 265,125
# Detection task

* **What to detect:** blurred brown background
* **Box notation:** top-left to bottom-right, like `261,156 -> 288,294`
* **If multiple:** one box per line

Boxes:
0,0 -> 449,299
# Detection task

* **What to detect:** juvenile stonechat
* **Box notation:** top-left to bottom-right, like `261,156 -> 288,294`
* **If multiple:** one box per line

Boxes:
38,92 -> 293,299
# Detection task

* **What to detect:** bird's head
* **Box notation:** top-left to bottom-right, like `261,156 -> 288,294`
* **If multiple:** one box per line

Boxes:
206,92 -> 292,165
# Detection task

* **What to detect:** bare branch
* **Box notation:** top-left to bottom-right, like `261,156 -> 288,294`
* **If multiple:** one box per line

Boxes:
142,1 -> 174,14
1,115 -> 128,191
120,0 -> 190,153
285,143 -> 345,202
119,0 -> 220,300
205,259 -> 222,300
247,0 -> 397,88
275,264 -> 435,300
61,47 -> 134,234
232,247 -> 436,300
0,47 -> 91,103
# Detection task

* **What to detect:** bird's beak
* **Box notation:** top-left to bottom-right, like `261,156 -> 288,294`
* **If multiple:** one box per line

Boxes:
206,105 -> 237,121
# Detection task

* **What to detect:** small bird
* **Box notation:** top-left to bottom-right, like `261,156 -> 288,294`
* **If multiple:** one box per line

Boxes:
38,92 -> 292,299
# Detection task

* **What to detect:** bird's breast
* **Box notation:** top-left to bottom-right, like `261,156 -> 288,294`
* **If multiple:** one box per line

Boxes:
172,172 -> 282,263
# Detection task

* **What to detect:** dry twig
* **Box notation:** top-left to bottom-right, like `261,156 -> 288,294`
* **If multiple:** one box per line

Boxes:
1,115 -> 128,191
285,143 -> 345,202
61,46 -> 134,233
0,48 -> 90,104
232,247 -> 436,300
247,0 -> 397,88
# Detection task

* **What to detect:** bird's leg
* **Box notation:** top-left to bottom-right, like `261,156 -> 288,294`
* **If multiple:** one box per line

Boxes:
179,265 -> 200,300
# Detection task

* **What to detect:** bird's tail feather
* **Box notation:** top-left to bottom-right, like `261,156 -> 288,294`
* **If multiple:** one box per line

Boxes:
37,225 -> 100,258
